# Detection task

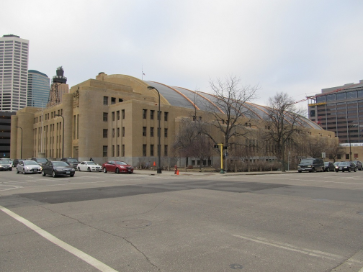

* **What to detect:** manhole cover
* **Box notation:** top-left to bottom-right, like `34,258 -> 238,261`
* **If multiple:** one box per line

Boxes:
120,219 -> 151,229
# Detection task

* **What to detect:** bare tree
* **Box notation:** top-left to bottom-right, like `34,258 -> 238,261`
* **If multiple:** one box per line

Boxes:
325,139 -> 344,162
202,76 -> 258,170
264,92 -> 305,172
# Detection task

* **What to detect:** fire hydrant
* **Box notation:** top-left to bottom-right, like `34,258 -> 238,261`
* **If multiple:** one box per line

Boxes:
174,165 -> 179,175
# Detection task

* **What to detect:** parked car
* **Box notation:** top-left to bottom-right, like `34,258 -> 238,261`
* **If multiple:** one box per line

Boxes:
323,162 -> 335,172
334,161 -> 357,172
42,161 -> 75,177
60,158 -> 80,170
0,159 -> 12,171
31,157 -> 49,166
352,160 -> 362,170
102,161 -> 134,174
16,160 -> 42,174
77,161 -> 102,172
297,158 -> 324,172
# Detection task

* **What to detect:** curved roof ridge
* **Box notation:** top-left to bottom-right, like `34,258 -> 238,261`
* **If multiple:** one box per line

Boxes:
177,87 -> 225,114
257,104 -> 293,125
240,102 -> 262,120
152,81 -> 200,110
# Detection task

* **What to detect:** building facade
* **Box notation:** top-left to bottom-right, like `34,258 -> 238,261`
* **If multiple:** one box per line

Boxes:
0,34 -> 29,112
27,70 -> 50,108
11,73 -> 334,167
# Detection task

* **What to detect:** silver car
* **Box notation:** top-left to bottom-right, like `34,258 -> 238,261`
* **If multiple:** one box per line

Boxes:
16,160 -> 42,174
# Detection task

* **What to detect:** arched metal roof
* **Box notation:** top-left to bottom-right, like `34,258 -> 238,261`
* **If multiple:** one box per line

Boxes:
143,80 -> 322,130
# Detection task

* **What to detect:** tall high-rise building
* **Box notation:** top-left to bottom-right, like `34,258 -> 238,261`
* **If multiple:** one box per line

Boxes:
0,34 -> 29,112
27,70 -> 50,108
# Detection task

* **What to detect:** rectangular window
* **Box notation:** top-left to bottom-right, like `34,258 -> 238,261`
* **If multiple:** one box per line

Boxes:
103,112 -> 108,122
103,146 -> 108,157
103,129 -> 108,138
150,144 -> 154,156
117,128 -> 120,137
122,144 -> 125,157
111,97 -> 116,104
112,145 -> 115,156
150,110 -> 154,120
143,144 -> 147,156
164,128 -> 168,137
346,154 -> 349,160
117,145 -> 120,156
103,96 -> 108,105
122,127 -> 125,137
143,126 -> 147,136
164,145 -> 168,156
150,127 -> 154,137
122,109 -> 125,119
117,111 -> 120,120
164,112 -> 168,121
143,109 -> 147,119
112,128 -> 115,137
112,112 -> 115,121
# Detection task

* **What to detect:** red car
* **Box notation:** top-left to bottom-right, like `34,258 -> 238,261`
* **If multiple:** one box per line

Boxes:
102,161 -> 134,174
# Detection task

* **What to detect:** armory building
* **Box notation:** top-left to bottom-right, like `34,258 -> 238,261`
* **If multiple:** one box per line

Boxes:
10,73 -> 334,168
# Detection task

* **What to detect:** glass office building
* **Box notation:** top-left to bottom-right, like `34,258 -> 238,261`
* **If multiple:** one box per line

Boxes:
27,70 -> 50,108
0,34 -> 29,112
308,80 -> 363,144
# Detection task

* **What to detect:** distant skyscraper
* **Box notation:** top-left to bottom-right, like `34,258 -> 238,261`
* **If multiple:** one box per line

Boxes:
27,70 -> 50,108
0,34 -> 29,111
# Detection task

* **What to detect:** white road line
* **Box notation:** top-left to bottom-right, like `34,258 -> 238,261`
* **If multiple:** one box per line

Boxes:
0,185 -> 23,191
0,205 -> 118,272
233,234 -> 348,262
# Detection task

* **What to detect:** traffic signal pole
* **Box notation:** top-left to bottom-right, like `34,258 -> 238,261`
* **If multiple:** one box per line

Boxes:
214,144 -> 225,174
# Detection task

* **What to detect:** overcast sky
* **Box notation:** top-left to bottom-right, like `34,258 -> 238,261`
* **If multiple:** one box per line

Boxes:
1,0 -> 363,106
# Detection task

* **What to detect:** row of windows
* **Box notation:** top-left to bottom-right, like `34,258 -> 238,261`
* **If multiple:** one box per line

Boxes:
103,110 -> 126,122
142,144 -> 168,157
103,145 -> 126,157
34,110 -> 63,123
103,127 -> 126,138
316,90 -> 363,103
143,109 -> 168,121
142,127 -> 168,137
103,96 -> 123,105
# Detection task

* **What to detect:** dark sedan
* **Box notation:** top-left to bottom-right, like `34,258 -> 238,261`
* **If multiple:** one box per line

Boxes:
102,161 -> 133,174
42,161 -> 75,178
334,161 -> 357,172
323,162 -> 335,172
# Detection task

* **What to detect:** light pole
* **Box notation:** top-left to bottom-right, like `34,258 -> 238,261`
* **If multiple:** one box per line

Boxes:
147,86 -> 162,174
16,126 -> 23,159
347,124 -> 358,160
55,114 -> 64,159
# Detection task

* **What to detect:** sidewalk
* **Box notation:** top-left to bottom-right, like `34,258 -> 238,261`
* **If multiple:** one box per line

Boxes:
134,169 -> 294,176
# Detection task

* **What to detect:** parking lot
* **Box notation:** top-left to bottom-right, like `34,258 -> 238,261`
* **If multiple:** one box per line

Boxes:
1,169 -> 363,271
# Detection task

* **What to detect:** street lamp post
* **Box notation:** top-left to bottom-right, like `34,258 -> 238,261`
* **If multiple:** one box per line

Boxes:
147,86 -> 162,174
16,126 -> 23,159
55,114 -> 64,159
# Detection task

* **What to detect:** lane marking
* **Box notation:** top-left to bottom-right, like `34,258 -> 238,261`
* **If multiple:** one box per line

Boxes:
233,234 -> 350,262
0,205 -> 118,272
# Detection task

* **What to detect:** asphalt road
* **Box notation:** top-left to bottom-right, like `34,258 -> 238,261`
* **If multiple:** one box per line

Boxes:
0,170 -> 363,272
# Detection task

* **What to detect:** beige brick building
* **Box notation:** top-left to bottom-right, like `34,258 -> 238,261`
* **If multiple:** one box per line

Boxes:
10,73 -> 336,168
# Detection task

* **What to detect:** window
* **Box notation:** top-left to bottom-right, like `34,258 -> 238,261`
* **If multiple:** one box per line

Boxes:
164,145 -> 168,156
112,128 -> 115,138
103,146 -> 107,157
143,109 -> 147,119
117,128 -> 120,137
103,96 -> 108,105
346,154 -> 350,160
119,98 -> 123,102
150,110 -> 154,120
122,109 -> 125,119
122,144 -> 125,157
103,112 -> 108,122
117,145 -> 120,156
143,144 -> 147,156
112,112 -> 115,121
117,111 -> 120,120
164,112 -> 168,121
143,127 -> 147,136
103,129 -> 108,138
122,127 -> 125,137
150,144 -> 154,156
111,97 -> 116,104
164,128 -> 168,137
112,145 -> 115,156
150,127 -> 154,137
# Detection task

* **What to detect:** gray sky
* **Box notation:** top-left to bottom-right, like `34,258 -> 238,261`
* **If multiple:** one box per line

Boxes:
1,0 -> 363,105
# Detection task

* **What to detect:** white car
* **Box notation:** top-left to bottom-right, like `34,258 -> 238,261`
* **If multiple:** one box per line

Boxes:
77,161 -> 102,172
16,160 -> 42,174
